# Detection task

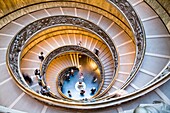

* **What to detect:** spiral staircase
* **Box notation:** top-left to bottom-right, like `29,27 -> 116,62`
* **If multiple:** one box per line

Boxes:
0,0 -> 170,112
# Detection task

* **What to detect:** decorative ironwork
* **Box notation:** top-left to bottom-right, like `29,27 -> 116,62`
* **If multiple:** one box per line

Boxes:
8,16 -> 118,87
6,2 -> 170,109
41,45 -> 104,81
109,0 -> 145,88
149,62 -> 170,84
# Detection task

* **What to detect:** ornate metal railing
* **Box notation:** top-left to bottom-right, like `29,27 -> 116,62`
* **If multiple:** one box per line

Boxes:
41,45 -> 104,84
6,1 -> 170,109
40,46 -> 105,100
146,61 -> 170,86
7,15 -> 118,89
108,0 -> 146,89
95,62 -> 170,103
57,66 -> 79,100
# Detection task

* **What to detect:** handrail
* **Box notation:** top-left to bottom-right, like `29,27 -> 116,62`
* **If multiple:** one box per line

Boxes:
41,46 -> 104,79
146,61 -> 170,86
0,1 -> 132,39
7,15 -> 119,96
108,0 -> 146,89
94,62 -> 170,104
57,66 -> 78,100
7,50 -> 170,109
40,46 -> 105,101
5,0 -> 146,98
5,1 -> 170,109
21,28 -> 104,58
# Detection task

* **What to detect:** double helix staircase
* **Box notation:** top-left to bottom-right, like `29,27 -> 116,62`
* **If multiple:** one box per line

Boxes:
0,0 -> 169,112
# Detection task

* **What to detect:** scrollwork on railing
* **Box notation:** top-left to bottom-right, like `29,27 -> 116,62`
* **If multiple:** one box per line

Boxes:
41,45 -> 104,81
57,66 -> 78,100
148,62 -> 170,85
109,0 -> 146,88
94,62 -> 170,104
7,15 -> 118,89
5,1 -> 170,109
40,45 -> 105,101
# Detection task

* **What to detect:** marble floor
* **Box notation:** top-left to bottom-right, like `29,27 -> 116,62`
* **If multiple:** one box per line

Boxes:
61,69 -> 99,100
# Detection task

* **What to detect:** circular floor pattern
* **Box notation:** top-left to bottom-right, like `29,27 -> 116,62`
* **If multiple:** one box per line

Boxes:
75,82 -> 86,91
61,69 -> 99,100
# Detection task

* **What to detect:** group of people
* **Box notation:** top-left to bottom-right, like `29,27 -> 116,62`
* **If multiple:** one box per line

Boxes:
22,51 -> 44,86
22,51 -> 52,97
77,81 -> 86,96
78,73 -> 97,95
34,69 -> 43,86
40,85 -> 51,96
34,68 -> 51,96
36,52 -> 51,96
64,69 -> 85,97
67,71 -> 97,97
35,52 -> 44,86
23,52 -> 43,86
67,83 -> 96,97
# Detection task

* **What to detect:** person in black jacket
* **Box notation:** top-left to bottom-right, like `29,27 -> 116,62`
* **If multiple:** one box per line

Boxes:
39,52 -> 44,62
68,90 -> 72,97
34,69 -> 40,76
91,87 -> 96,94
22,73 -> 33,85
